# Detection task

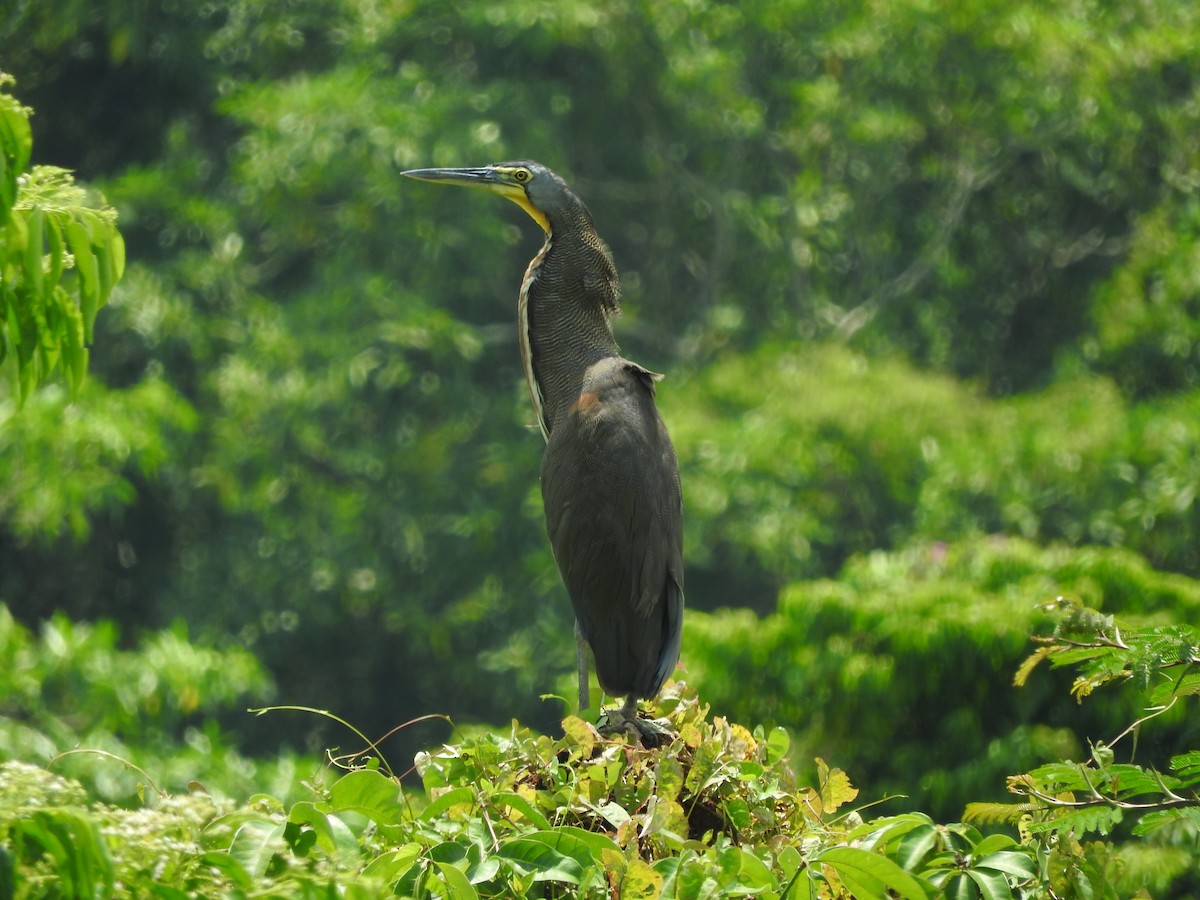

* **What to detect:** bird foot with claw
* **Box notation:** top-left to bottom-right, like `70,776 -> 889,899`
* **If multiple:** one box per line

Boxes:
598,707 -> 675,748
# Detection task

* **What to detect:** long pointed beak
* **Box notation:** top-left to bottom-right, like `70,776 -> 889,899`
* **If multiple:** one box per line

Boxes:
402,165 -> 550,235
401,166 -> 507,189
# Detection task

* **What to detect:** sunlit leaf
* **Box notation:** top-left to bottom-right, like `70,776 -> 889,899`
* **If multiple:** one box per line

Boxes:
227,820 -> 286,879
818,847 -> 930,900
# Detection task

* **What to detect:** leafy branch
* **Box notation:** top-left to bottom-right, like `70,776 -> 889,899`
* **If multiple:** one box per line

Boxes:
968,598 -> 1200,848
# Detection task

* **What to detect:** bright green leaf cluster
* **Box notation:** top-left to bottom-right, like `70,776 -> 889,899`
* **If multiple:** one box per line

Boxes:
966,600 -> 1200,897
0,74 -> 124,405
997,601 -> 1200,837
0,687 -> 1048,898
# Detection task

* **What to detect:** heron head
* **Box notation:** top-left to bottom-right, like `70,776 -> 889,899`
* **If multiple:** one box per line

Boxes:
402,160 -> 582,236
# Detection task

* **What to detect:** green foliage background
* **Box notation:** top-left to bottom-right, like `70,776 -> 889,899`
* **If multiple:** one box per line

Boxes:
2,2 -> 1200,889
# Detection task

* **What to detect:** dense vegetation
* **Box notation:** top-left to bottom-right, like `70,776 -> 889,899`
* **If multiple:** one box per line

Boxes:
2,0 -> 1199,895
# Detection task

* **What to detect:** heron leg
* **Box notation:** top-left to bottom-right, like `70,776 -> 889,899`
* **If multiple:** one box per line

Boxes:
574,621 -> 590,711
598,695 -> 675,749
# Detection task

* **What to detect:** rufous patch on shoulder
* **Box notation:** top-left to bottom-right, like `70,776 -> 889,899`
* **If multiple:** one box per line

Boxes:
570,391 -> 600,414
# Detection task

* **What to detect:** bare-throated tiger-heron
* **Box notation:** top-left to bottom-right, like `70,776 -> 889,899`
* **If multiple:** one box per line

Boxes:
403,161 -> 684,744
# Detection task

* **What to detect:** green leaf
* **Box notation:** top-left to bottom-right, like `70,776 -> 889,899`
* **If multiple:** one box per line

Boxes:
894,823 -> 938,870
723,796 -> 752,831
63,219 -> 98,342
89,215 -> 119,302
329,769 -> 406,825
851,813 -> 935,851
488,790 -> 552,830
495,838 -> 586,884
287,801 -> 360,863
23,205 -> 42,297
970,835 -> 1020,856
944,871 -> 980,900
817,847 -> 931,900
494,826 -> 619,885
44,211 -> 64,288
776,844 -> 804,884
717,844 -> 778,895
4,293 -> 20,346
435,860 -> 480,900
420,785 -> 475,821
966,867 -> 1014,900
534,825 -> 623,860
227,819 -> 286,878
764,726 -> 791,765
361,844 -> 422,885
975,849 -> 1038,880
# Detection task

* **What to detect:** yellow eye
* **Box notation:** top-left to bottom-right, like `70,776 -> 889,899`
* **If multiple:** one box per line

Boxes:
514,168 -> 531,183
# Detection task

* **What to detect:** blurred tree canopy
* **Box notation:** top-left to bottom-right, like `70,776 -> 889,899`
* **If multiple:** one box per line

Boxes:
2,0 -> 1199,817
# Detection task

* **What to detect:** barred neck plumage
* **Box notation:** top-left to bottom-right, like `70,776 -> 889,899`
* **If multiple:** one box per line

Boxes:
518,210 -> 622,441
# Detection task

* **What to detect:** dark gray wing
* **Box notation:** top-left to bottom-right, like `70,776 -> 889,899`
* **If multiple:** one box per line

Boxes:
541,358 -> 684,699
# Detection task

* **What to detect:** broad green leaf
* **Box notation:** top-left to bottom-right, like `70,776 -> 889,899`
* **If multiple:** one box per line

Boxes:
944,871 -> 980,900
495,838 -> 586,884
895,823 -> 938,870
287,801 -> 360,863
970,835 -> 1019,856
976,850 -> 1038,880
110,227 -> 125,279
530,825 -> 622,860
362,844 -> 422,884
723,796 -> 751,831
435,860 -> 480,900
468,856 -> 501,885
764,726 -> 791,765
851,813 -> 934,850
227,819 -> 286,878
654,854 -> 683,897
420,785 -> 476,821
776,845 -> 803,878
818,847 -> 931,900
495,826 -> 619,884
967,867 -> 1016,900
428,841 -> 468,865
329,769 -> 407,825
588,798 -> 632,829
95,242 -> 115,307
717,844 -> 777,895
